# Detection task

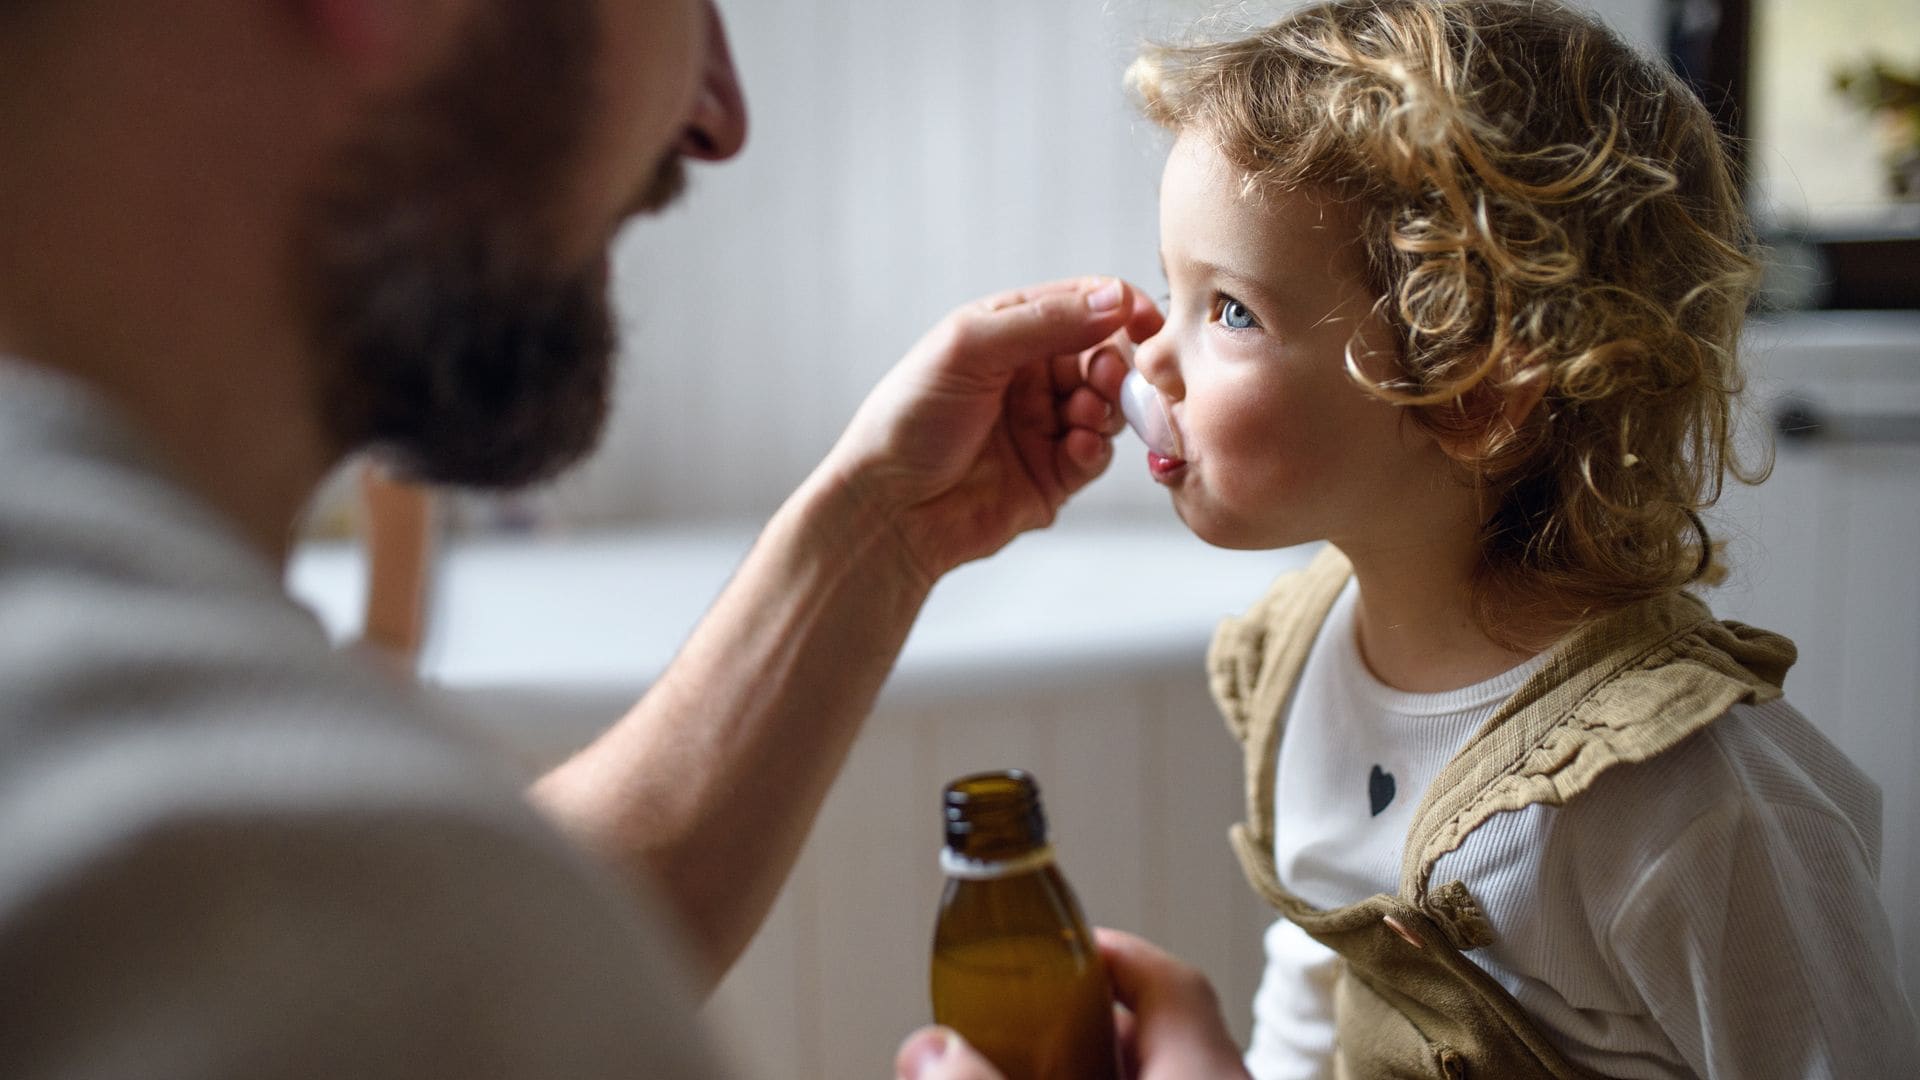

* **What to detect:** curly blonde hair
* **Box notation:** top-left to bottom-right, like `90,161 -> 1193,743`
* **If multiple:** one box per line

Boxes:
1129,0 -> 1763,644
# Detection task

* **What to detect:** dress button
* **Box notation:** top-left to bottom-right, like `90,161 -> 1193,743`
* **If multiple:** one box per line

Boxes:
1382,913 -> 1426,949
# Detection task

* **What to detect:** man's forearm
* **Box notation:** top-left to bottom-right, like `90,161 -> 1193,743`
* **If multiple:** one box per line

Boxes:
528,276 -> 1155,991
527,467 -> 933,989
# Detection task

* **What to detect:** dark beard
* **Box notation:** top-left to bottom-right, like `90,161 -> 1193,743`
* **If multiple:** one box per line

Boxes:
313,227 -> 617,489
301,1 -> 676,489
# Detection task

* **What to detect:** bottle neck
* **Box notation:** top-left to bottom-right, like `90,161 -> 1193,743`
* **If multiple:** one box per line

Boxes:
939,843 -> 1057,880
942,769 -> 1050,862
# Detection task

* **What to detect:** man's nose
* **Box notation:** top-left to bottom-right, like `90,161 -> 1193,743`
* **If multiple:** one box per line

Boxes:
679,3 -> 747,161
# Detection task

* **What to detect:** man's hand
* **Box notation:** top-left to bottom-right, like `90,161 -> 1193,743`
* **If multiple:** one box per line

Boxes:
1101,928 -> 1251,1080
893,1027 -> 1002,1080
821,276 -> 1161,585
892,928 -> 1250,1080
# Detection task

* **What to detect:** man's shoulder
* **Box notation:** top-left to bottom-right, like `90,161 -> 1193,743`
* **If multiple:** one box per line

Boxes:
0,601 -> 543,888
0,704 -> 723,1079
0,582 -> 723,1076
0,358 -> 566,940
0,355 -> 426,786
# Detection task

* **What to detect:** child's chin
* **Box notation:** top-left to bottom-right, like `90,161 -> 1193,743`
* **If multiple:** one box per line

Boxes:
1175,506 -> 1301,552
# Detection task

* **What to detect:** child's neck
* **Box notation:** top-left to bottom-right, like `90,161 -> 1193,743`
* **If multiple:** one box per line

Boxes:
1337,541 -> 1543,695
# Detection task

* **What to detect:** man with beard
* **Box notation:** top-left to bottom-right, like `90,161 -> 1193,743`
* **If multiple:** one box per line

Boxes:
0,1 -> 1251,1077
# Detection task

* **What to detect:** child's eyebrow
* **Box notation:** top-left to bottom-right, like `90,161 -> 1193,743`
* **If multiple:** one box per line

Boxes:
1197,258 -> 1270,293
1152,253 -> 1290,315
1169,252 -> 1284,308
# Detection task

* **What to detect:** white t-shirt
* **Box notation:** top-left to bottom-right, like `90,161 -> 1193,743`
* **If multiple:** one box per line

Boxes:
0,358 -> 731,1078
1244,581 -> 1919,1080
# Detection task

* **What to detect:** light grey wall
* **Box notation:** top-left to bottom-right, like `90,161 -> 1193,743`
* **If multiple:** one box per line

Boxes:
545,0 -> 1669,526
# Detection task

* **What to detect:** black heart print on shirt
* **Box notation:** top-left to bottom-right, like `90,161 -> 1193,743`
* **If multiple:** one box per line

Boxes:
1368,764 -> 1396,817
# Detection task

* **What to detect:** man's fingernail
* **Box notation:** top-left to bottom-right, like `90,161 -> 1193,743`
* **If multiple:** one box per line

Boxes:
1075,435 -> 1113,470
1086,279 -> 1124,312
899,1028 -> 952,1079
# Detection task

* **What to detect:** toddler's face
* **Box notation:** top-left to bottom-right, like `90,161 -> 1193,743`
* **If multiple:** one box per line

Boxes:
1132,135 -> 1454,551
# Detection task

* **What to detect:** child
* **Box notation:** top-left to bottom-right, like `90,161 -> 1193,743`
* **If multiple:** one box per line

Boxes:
1121,1 -> 1919,1076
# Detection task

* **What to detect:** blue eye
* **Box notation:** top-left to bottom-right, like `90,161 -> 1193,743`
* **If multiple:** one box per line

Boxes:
1220,297 -> 1257,330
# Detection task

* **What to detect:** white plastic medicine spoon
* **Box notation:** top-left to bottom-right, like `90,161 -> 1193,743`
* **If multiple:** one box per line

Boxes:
1119,369 -> 1182,460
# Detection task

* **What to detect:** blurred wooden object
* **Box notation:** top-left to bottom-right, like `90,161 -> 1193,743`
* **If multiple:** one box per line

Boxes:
357,464 -> 436,669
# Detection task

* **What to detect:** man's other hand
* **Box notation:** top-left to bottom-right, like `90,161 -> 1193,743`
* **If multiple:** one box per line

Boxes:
1101,927 -> 1251,1080
894,1027 -> 1002,1080
892,928 -> 1250,1080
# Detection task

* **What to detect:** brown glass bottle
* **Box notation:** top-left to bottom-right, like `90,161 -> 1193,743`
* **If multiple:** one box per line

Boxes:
930,770 -> 1121,1080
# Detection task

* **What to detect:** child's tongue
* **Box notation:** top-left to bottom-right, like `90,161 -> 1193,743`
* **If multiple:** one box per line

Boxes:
1120,370 -> 1183,460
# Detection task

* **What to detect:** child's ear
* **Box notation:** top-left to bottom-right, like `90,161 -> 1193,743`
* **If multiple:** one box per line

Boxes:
1431,360 -> 1550,466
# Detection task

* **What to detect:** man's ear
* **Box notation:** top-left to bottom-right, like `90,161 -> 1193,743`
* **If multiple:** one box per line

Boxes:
293,0 -> 467,83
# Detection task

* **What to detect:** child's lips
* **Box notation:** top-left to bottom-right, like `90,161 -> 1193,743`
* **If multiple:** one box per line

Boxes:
1147,451 -> 1186,481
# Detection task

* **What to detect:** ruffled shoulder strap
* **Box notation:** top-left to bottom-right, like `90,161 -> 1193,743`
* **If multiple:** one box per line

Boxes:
1208,545 -> 1353,873
1401,589 -> 1796,947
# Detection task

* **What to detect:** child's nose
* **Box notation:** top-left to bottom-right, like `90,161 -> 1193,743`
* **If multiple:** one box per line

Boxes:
1133,330 -> 1183,399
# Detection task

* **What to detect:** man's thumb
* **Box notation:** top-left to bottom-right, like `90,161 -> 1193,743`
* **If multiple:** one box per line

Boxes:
895,1026 -> 1003,1080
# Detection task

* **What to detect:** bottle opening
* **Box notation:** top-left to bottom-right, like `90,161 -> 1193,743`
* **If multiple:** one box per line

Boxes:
943,769 -> 1049,862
